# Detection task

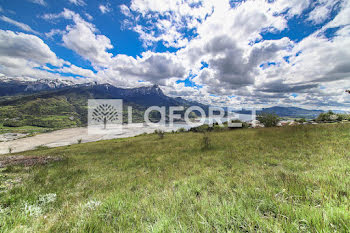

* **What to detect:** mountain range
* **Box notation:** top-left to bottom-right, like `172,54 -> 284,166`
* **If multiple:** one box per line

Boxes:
0,77 -> 209,128
0,77 -> 332,129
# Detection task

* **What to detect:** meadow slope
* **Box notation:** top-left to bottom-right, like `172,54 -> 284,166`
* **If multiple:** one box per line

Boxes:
0,124 -> 350,232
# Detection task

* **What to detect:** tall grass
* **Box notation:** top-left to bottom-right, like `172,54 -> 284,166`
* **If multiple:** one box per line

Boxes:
0,124 -> 349,232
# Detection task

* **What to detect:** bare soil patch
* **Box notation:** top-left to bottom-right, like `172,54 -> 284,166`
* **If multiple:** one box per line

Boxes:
0,155 -> 62,168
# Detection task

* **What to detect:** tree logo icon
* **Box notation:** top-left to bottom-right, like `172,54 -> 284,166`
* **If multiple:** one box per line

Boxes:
92,104 -> 120,129
88,99 -> 123,134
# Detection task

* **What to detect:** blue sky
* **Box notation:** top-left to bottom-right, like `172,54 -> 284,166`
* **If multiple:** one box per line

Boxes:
0,0 -> 350,109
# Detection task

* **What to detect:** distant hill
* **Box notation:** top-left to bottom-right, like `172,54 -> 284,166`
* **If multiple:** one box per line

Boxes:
260,106 -> 324,119
237,106 -> 325,119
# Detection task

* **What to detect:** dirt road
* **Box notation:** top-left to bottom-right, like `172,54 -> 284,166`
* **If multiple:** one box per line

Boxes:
0,123 -> 195,154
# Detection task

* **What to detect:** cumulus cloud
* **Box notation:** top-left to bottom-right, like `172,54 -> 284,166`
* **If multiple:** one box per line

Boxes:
0,29 -> 66,79
3,0 -> 350,109
0,30 -> 63,67
110,52 -> 187,84
0,16 -> 40,35
0,29 -> 103,84
101,0 -> 350,108
41,9 -> 187,88
43,9 -> 113,67
120,0 -> 215,48
62,19 -> 113,66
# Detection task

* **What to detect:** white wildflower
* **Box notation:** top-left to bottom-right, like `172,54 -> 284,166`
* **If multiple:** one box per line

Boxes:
84,200 -> 102,210
0,206 -> 8,214
38,193 -> 57,205
23,203 -> 42,217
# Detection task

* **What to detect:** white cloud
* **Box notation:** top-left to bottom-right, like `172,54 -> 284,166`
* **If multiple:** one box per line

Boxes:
120,4 -> 132,17
307,0 -> 341,24
43,9 -> 187,86
0,16 -> 40,35
109,51 -> 187,84
43,9 -> 113,67
99,5 -> 111,14
0,30 -> 61,66
28,0 -> 46,6
85,13 -> 93,21
57,64 -> 97,79
68,0 -> 86,6
43,8 -> 76,21
62,21 -> 113,66
0,29 -> 103,83
122,0 -> 216,48
324,0 -> 350,28
45,29 -> 64,38
123,0 -> 300,49
162,0 -> 350,108
0,29 -> 65,79
3,0 -> 350,109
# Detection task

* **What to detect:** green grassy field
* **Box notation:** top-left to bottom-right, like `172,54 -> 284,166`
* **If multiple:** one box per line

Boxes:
0,124 -> 350,232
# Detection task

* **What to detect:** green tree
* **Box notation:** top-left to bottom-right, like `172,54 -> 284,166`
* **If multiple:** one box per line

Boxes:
257,112 -> 280,127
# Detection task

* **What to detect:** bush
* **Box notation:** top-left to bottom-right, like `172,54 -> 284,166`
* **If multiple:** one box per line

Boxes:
257,113 -> 280,127
177,127 -> 187,133
296,118 -> 307,124
189,125 -> 210,133
336,114 -> 349,121
3,118 -> 25,127
316,111 -> 345,122
154,129 -> 165,139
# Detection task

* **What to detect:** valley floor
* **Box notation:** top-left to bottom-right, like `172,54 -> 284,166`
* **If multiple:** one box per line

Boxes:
0,124 -> 349,232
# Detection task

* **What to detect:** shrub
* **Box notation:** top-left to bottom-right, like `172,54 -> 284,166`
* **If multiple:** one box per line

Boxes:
177,127 -> 186,133
257,112 -> 280,127
189,125 -> 210,133
154,129 -> 165,139
336,114 -> 350,121
35,145 -> 50,150
296,118 -> 307,124
316,111 -> 343,122
3,118 -> 25,127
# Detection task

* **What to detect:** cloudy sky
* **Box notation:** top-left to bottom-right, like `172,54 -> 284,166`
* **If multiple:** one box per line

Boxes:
0,0 -> 350,109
